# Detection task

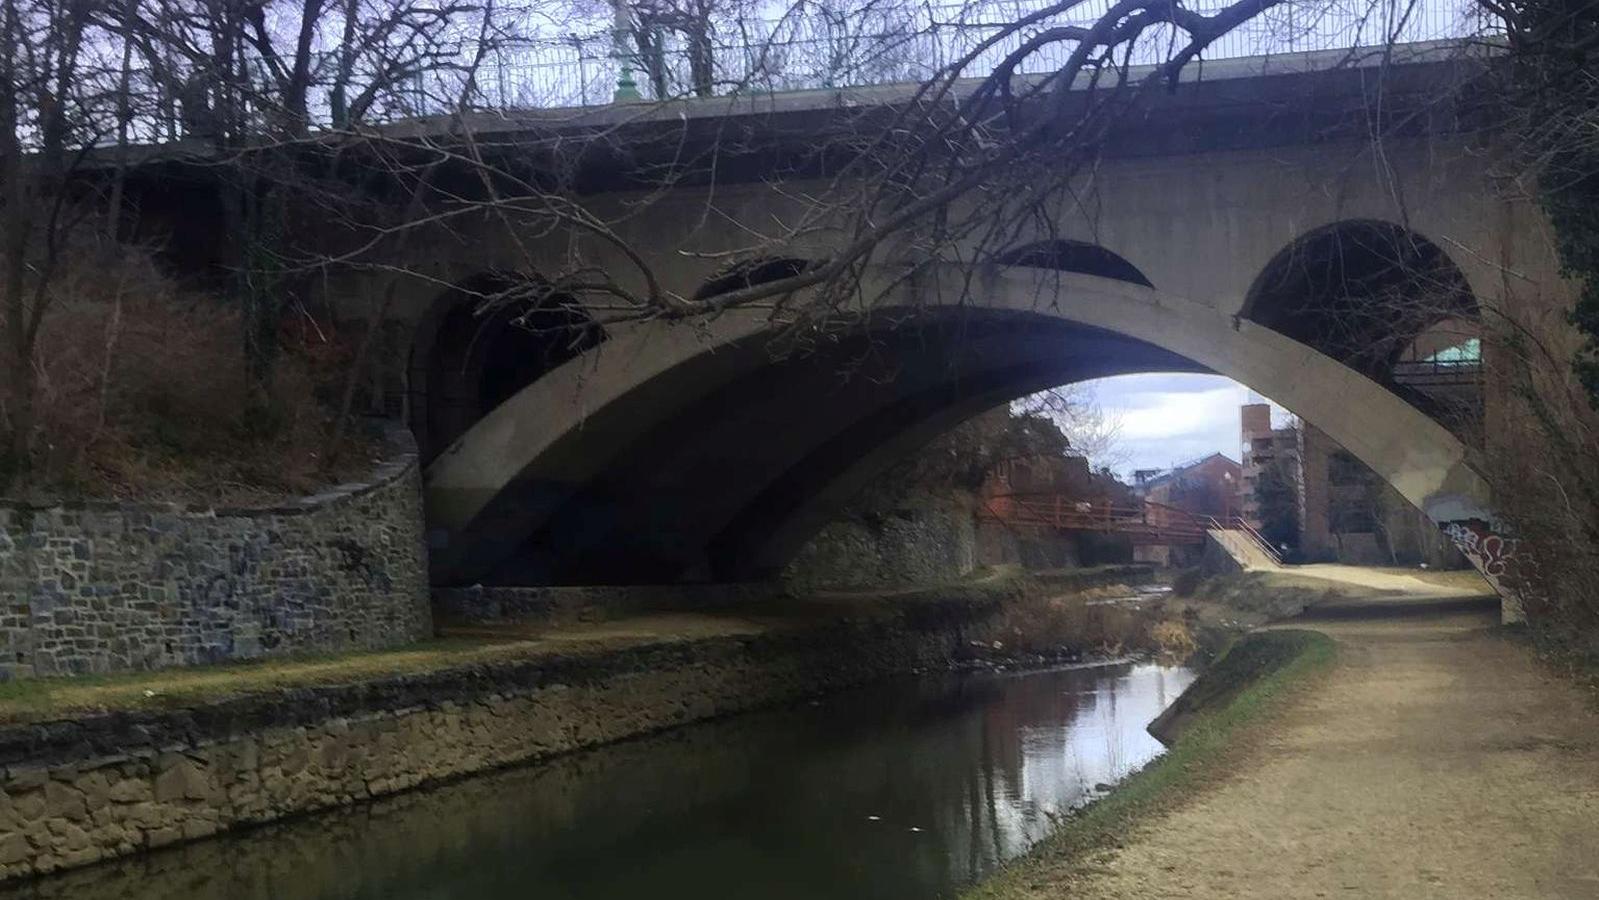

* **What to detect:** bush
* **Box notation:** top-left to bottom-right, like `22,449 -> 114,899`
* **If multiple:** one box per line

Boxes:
1150,619 -> 1198,658
991,586 -> 1187,658
8,240 -> 369,503
1478,317 -> 1599,640
1171,567 -> 1204,597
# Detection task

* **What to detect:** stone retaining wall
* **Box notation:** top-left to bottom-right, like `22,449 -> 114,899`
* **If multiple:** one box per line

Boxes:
0,430 -> 431,679
784,499 -> 977,590
0,581 -> 1014,882
433,582 -> 778,626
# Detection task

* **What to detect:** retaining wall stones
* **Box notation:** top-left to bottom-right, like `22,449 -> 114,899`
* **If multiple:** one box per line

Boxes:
433,582 -> 778,626
0,580 -> 1015,883
976,520 -> 1083,570
0,431 -> 431,679
784,499 -> 977,591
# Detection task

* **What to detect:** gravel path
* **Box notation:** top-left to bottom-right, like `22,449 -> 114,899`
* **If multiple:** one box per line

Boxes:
1062,592 -> 1599,899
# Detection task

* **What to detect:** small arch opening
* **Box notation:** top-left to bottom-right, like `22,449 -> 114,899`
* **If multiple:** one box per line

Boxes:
993,240 -> 1154,287
1244,221 -> 1477,373
692,257 -> 815,302
414,272 -> 604,461
1243,220 -> 1480,430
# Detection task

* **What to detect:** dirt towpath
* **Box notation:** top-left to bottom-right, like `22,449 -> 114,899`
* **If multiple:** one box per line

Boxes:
1060,591 -> 1599,899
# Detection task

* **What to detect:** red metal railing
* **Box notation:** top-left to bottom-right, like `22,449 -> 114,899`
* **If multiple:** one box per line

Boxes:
981,493 -> 1287,562
979,494 -> 1210,545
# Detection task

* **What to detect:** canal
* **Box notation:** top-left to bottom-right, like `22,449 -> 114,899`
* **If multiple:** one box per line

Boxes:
4,661 -> 1194,900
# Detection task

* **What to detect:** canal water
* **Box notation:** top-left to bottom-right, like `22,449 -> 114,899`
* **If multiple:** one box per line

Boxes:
6,661 -> 1193,900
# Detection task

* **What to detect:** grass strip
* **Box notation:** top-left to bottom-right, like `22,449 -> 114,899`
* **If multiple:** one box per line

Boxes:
961,628 -> 1337,900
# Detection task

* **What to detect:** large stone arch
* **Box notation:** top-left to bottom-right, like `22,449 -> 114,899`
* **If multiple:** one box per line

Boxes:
424,264 -> 1497,597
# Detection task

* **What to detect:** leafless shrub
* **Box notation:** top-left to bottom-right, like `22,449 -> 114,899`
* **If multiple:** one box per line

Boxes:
1478,312 -> 1599,641
13,237 -> 370,503
991,587 -> 1181,656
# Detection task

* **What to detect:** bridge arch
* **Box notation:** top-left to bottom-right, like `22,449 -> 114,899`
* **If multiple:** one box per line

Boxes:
693,257 -> 817,302
423,265 -> 1494,591
1241,220 -> 1481,426
993,239 -> 1154,288
407,272 -> 605,461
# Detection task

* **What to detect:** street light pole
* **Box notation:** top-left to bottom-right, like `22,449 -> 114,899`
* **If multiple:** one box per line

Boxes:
612,0 -> 642,102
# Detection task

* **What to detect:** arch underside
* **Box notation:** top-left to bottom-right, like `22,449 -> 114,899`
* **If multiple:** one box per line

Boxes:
1241,219 -> 1482,433
424,268 -> 1492,588
487,319 -> 1197,585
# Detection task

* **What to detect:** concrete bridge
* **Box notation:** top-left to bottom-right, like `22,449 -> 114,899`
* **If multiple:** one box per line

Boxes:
132,43 -> 1559,617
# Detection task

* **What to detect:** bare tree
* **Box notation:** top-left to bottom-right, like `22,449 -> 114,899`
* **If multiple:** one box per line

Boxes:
1014,385 -> 1126,472
0,0 -> 113,481
1478,0 -> 1599,407
100,0 -> 530,393
0,0 -> 534,485
323,0 -> 1300,334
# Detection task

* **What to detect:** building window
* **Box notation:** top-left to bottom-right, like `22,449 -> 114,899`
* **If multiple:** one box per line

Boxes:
1328,451 -> 1368,488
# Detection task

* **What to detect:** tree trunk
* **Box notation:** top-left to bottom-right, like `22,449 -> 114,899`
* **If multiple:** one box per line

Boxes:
686,22 -> 714,97
3,335 -> 35,486
0,0 -> 32,486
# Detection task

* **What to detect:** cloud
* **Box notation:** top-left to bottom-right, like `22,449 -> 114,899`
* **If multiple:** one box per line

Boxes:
1074,374 -> 1285,478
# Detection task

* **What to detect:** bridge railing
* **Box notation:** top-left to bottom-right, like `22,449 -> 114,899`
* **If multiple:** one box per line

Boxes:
1204,514 -> 1286,566
104,0 -> 1495,144
980,493 -> 1211,544
981,489 -> 1291,559
462,0 -> 1493,111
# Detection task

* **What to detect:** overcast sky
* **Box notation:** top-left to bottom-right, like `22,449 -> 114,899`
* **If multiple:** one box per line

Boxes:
1072,373 -> 1290,479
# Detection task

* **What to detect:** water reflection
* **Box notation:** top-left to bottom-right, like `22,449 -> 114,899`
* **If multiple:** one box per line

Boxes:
3,662 -> 1192,900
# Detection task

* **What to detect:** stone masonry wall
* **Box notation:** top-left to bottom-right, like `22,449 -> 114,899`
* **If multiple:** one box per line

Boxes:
433,582 -> 779,627
0,582 -> 1013,882
0,431 -> 431,679
785,498 -> 977,591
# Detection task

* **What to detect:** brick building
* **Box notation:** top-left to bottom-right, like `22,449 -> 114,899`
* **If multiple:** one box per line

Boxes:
1130,452 -> 1243,566
1239,403 -> 1463,566
1132,453 -> 1242,521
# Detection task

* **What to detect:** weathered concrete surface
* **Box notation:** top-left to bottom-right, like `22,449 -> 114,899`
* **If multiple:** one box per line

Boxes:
1046,593 -> 1599,899
424,267 -> 1496,596
1204,529 -> 1280,573
0,578 -> 1016,883
232,48 -> 1550,620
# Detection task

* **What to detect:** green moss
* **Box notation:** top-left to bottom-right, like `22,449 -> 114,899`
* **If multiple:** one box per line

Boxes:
0,637 -> 498,722
961,629 -> 1336,900
0,575 -> 1026,724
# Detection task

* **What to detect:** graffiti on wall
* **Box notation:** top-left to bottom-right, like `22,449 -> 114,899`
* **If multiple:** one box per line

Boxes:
1441,517 -> 1518,580
1439,516 -> 1535,621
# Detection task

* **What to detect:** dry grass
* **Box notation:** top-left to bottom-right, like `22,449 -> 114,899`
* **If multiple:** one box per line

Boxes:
0,577 -> 1018,723
990,584 -> 1192,658
1150,619 -> 1198,658
0,638 -> 501,723
1180,572 -> 1342,621
0,610 -> 784,724
9,239 -> 373,504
